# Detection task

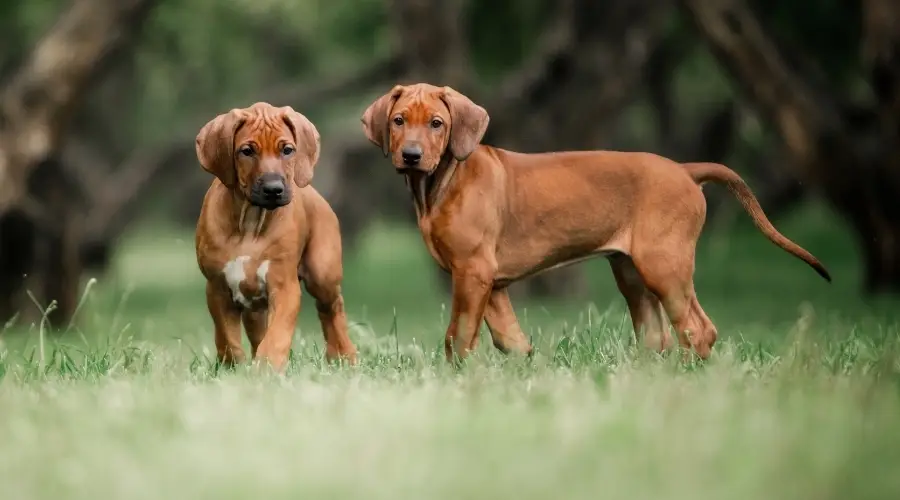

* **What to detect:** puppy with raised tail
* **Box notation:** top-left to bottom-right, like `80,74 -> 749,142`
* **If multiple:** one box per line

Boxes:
361,83 -> 830,362
195,102 -> 357,371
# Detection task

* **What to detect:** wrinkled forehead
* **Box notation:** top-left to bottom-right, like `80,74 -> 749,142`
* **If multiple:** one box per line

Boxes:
393,87 -> 450,122
234,107 -> 293,147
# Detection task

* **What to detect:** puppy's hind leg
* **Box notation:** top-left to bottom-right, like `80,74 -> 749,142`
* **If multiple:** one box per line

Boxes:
608,253 -> 673,353
483,288 -> 533,356
301,239 -> 358,365
304,277 -> 358,365
630,248 -> 717,360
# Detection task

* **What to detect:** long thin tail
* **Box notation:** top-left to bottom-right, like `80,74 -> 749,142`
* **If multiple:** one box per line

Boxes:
684,162 -> 831,282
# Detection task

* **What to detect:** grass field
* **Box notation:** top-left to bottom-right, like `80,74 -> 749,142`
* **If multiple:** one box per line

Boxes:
1,202 -> 900,499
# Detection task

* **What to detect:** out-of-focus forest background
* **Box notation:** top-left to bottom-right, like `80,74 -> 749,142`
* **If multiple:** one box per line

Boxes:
0,0 -> 898,347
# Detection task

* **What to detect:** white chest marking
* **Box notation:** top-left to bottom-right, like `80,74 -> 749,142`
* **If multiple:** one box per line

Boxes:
222,256 -> 271,308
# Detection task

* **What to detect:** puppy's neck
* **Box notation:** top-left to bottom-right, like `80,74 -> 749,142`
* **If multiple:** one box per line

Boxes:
405,153 -> 459,219
229,190 -> 271,239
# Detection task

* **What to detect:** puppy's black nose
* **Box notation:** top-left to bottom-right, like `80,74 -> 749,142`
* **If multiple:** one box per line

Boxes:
401,144 -> 423,166
260,177 -> 285,198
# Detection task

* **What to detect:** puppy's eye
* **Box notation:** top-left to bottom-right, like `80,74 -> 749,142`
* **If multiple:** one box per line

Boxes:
282,145 -> 295,156
393,116 -> 404,126
238,146 -> 254,157
430,119 -> 443,129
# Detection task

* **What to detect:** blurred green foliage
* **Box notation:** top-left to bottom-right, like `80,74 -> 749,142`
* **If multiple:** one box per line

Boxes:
0,0 -> 875,245
0,0 -> 867,152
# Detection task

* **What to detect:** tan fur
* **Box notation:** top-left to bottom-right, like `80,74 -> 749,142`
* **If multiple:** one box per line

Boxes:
196,102 -> 357,371
361,83 -> 830,362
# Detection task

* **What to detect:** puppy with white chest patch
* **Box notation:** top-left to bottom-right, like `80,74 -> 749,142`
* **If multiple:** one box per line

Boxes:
195,102 -> 357,371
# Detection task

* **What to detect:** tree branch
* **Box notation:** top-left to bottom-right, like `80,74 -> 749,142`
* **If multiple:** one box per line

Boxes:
82,142 -> 195,244
487,0 -> 670,151
388,0 -> 471,85
645,31 -> 696,142
488,0 -> 579,112
264,56 -> 407,107
680,0 -> 843,173
861,0 -> 900,133
60,135 -> 113,202
0,0 -> 160,213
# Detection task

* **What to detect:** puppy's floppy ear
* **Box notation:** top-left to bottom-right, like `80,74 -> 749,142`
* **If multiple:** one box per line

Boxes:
281,106 -> 320,188
361,85 -> 404,157
196,109 -> 245,187
440,86 -> 489,161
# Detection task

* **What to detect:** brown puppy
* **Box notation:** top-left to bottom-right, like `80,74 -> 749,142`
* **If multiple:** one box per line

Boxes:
195,102 -> 357,371
361,83 -> 830,362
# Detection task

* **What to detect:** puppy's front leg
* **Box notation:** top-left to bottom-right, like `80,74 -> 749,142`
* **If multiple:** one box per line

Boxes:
206,281 -> 245,366
445,260 -> 494,363
254,276 -> 301,372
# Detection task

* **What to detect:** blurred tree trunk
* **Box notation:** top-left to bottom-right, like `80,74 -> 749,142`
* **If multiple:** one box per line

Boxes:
66,136 -> 198,272
682,0 -> 900,294
644,28 -> 808,228
0,0 -> 160,325
858,0 -> 900,292
389,0 -> 471,86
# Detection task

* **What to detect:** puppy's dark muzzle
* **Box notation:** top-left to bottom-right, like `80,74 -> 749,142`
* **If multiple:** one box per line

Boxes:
401,145 -> 422,166
250,173 -> 291,209
396,144 -> 436,174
